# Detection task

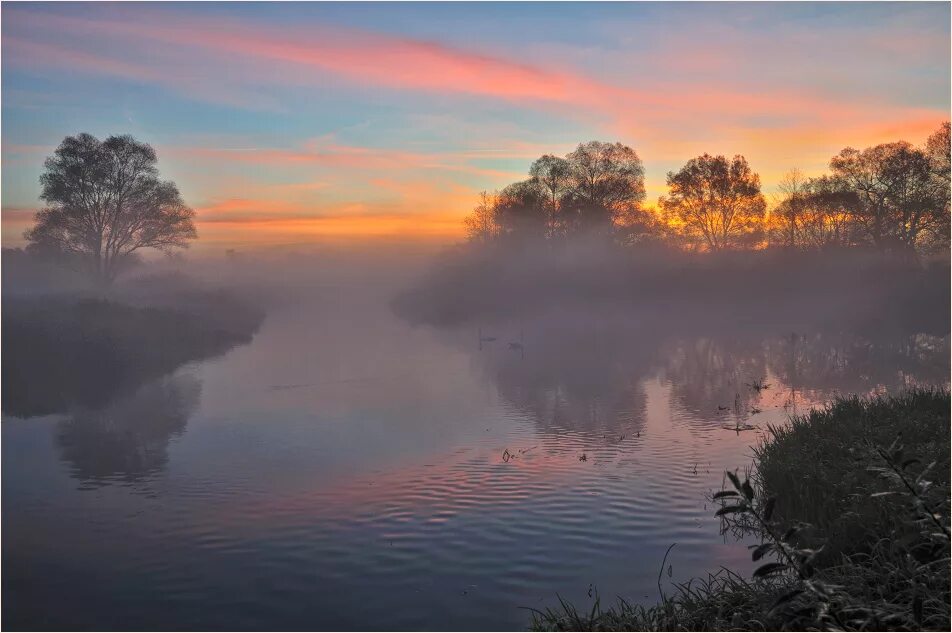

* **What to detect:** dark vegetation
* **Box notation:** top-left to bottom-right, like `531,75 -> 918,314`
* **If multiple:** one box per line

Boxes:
401,129 -> 950,632
395,242 -> 950,336
530,389 -> 951,631
397,125 -> 951,329
25,133 -> 196,286
462,126 -> 950,253
3,133 -> 261,418
2,289 -> 263,418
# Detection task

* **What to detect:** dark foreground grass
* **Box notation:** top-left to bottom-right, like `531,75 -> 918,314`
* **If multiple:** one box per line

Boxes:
531,389 -> 950,631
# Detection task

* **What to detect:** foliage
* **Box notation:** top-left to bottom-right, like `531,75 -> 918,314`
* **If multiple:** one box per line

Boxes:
462,123 -> 950,257
925,122 -> 951,248
751,389 -> 950,565
530,153 -> 573,235
530,389 -> 951,631
464,140 -> 647,244
659,154 -> 766,250
496,180 -> 551,241
562,141 -> 646,234
2,293 -> 263,417
770,174 -> 862,250
829,141 -> 947,253
25,133 -> 196,285
530,570 -> 787,632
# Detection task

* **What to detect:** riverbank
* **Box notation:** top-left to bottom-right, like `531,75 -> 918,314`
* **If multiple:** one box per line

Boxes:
394,245 -> 950,336
531,389 -> 950,631
2,290 -> 264,417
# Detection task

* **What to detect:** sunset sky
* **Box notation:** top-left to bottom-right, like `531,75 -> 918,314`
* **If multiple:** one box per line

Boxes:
2,2 -> 949,249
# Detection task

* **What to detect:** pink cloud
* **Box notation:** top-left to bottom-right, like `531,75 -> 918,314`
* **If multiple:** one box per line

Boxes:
8,5 -> 940,134
169,144 -> 429,170
3,5 -> 947,248
164,140 -> 529,184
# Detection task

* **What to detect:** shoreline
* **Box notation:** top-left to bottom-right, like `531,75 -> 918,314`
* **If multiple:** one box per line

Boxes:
531,389 -> 951,631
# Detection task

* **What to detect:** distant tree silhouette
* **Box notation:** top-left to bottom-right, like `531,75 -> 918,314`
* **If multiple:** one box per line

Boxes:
773,168 -> 809,248
660,154 -> 766,250
26,133 -> 196,285
829,139 -> 945,254
460,124 -> 950,256
926,122 -> 951,182
463,140 -> 647,246
494,180 -> 549,242
767,173 -> 861,251
464,191 -> 501,244
768,123 -> 950,254
562,141 -> 646,235
925,121 -> 951,249
796,176 -> 862,250
528,154 -> 572,237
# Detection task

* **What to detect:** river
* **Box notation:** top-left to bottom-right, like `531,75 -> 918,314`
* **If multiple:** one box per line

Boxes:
3,284 -> 947,630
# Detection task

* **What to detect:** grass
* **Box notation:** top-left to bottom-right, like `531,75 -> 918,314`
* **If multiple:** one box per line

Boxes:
2,294 -> 264,417
531,388 -> 950,631
754,389 -> 950,566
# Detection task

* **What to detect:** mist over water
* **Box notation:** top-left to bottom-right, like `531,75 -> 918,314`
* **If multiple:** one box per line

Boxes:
2,239 -> 948,630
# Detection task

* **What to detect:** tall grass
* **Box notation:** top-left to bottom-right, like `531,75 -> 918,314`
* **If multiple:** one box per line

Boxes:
754,389 -> 950,565
531,389 -> 950,631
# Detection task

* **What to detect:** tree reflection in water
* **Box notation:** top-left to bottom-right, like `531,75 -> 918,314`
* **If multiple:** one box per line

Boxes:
479,317 -> 656,442
54,374 -> 201,489
472,318 -> 949,438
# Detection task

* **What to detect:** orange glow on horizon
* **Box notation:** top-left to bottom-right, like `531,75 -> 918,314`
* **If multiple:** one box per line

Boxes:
192,212 -> 466,247
2,5 -> 947,250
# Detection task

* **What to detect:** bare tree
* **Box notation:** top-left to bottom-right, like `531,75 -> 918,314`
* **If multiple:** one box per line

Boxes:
774,168 -> 808,248
660,154 -> 766,250
464,191 -> 500,244
26,133 -> 196,284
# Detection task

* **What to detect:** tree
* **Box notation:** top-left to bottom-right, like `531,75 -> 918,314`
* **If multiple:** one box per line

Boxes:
563,141 -> 646,234
830,140 -> 946,253
494,180 -> 549,242
774,168 -> 808,248
926,122 -> 951,174
25,133 -> 196,284
464,191 -> 500,244
769,170 -> 861,251
529,154 -> 572,237
660,154 -> 766,250
924,122 -> 951,250
796,176 -> 861,250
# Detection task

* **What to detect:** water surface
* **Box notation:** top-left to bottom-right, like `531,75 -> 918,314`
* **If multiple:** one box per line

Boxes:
3,286 -> 947,630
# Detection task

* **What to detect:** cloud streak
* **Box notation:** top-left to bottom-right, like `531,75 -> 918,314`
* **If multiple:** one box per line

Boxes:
2,4 -> 948,246
7,5 -> 942,132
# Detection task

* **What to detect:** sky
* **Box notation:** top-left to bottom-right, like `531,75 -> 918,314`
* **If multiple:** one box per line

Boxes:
2,1 -> 950,250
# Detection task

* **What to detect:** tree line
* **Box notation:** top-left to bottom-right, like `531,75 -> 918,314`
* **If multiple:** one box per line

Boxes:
464,123 -> 951,256
16,125 -> 951,289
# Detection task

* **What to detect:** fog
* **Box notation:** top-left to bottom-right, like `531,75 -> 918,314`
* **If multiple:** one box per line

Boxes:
394,237 -> 949,335
3,236 -> 949,630
5,236 -> 948,355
